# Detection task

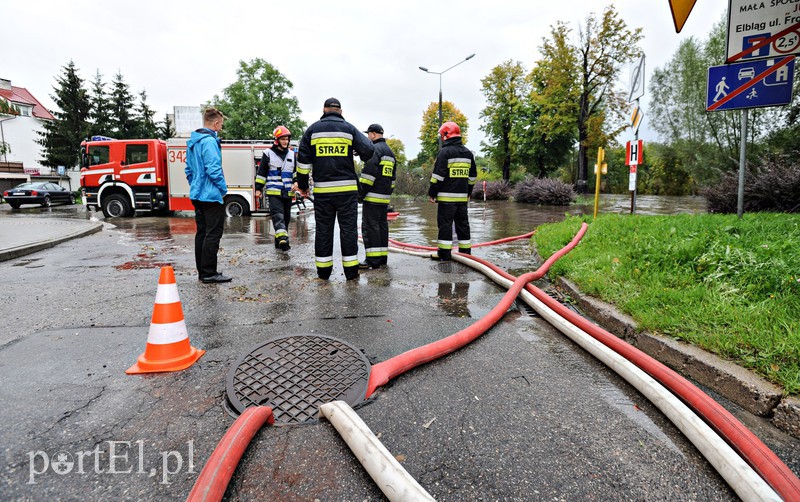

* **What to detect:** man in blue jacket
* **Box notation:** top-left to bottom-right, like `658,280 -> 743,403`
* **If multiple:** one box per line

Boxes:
185,108 -> 232,283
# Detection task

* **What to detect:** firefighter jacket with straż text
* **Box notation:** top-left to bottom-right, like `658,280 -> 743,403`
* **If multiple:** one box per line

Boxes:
255,144 -> 296,197
296,113 -> 375,196
185,128 -> 227,204
428,136 -> 477,203
359,138 -> 396,204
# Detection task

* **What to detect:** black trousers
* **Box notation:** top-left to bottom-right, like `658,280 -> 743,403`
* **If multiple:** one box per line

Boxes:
268,195 -> 293,244
192,200 -> 225,278
361,202 -> 389,267
436,202 -> 471,260
314,192 -> 359,280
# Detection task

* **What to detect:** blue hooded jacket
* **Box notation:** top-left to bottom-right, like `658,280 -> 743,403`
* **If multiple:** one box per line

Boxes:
185,128 -> 227,203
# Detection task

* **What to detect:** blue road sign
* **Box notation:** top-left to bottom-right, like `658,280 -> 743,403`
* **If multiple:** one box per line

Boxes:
706,56 -> 795,111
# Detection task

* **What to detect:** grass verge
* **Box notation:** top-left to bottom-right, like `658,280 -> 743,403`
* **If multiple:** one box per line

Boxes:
534,213 -> 800,395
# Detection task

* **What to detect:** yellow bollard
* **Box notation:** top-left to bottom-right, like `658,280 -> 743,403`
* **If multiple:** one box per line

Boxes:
593,147 -> 607,219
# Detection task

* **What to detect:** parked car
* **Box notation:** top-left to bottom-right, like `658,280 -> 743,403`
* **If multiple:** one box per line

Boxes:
2,182 -> 76,208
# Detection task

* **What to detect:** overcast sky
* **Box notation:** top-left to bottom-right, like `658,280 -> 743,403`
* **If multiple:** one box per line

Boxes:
2,0 -> 727,158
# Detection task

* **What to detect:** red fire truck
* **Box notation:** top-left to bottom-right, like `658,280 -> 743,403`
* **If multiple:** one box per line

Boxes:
79,136 -> 290,217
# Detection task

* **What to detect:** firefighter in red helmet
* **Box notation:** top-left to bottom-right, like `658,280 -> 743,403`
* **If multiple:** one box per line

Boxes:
255,125 -> 297,251
428,121 -> 477,260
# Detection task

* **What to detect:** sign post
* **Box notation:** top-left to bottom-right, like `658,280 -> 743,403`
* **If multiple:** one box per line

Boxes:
627,55 -> 645,215
626,139 -> 644,212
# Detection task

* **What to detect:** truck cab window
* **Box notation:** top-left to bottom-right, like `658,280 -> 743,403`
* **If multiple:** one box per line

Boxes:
88,145 -> 110,166
126,144 -> 149,165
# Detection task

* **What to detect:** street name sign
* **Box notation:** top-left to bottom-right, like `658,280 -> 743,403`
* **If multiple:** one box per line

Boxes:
726,0 -> 800,62
706,56 -> 795,111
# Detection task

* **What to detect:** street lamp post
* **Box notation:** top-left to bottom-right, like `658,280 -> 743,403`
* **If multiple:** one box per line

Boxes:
419,53 -> 476,148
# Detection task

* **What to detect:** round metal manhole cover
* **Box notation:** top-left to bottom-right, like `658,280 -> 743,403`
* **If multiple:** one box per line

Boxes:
226,334 -> 370,425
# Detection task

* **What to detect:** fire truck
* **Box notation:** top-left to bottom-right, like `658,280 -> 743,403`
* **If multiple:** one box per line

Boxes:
79,136 -> 297,217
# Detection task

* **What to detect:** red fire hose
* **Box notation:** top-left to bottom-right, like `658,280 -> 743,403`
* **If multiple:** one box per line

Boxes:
367,225 -> 586,397
186,406 -> 275,502
458,251 -> 800,501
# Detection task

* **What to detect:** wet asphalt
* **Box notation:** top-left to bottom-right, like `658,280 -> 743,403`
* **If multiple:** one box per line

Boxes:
0,199 -> 797,501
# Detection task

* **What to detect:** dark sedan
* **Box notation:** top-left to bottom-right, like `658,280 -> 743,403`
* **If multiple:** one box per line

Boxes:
3,182 -> 76,208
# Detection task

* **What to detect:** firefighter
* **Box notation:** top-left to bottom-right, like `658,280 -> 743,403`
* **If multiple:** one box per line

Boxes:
358,123 -> 396,270
428,121 -> 477,261
255,125 -> 297,251
296,97 -> 375,280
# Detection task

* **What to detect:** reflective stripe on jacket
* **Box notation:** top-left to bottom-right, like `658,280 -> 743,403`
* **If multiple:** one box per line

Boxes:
359,138 -> 396,204
428,137 -> 477,203
255,145 -> 295,197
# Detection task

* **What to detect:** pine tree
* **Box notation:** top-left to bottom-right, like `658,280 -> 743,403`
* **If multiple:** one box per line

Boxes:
37,61 -> 91,169
88,70 -> 113,138
157,112 -> 176,140
109,71 -> 136,138
134,89 -> 158,138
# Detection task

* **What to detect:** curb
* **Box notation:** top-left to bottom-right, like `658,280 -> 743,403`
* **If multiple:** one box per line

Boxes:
555,277 -> 800,440
0,221 -> 103,262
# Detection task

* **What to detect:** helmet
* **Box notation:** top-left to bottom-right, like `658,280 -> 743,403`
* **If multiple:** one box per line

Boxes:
438,121 -> 461,140
273,125 -> 291,140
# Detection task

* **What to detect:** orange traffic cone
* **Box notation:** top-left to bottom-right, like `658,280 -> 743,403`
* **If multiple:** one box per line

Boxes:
126,266 -> 205,374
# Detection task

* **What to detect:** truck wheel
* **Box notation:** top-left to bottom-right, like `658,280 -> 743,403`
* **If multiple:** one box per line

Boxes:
224,196 -> 250,217
102,194 -> 133,218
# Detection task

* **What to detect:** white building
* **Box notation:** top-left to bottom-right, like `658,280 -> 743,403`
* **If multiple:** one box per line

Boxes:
0,78 -> 55,173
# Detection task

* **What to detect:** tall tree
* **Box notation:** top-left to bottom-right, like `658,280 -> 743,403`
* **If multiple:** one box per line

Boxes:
88,70 -> 113,138
157,112 -> 176,140
418,101 -> 469,163
211,58 -> 305,139
134,89 -> 158,139
574,5 -> 642,192
479,60 -> 528,181
522,22 -> 580,179
37,61 -> 91,169
108,71 -> 136,139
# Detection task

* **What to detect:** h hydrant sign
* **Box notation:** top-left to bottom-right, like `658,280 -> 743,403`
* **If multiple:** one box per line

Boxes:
726,0 -> 800,62
626,140 -> 643,192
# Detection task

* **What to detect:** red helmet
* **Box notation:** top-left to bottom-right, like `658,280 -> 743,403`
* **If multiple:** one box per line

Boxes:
273,125 -> 291,140
438,121 -> 461,140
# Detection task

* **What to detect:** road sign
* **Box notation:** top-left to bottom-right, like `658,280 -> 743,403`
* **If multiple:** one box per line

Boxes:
726,0 -> 800,62
706,56 -> 795,111
626,140 -> 643,166
628,55 -> 646,103
629,104 -> 644,133
670,0 -> 698,33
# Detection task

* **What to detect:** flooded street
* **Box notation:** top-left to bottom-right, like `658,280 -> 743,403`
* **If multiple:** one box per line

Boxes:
0,193 -> 709,247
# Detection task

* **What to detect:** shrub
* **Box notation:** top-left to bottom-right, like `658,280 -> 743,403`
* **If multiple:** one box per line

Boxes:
394,167 -> 430,197
705,158 -> 800,213
471,180 -> 512,201
513,177 -> 576,205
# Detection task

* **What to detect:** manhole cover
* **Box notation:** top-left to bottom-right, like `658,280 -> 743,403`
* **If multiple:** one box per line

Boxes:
433,261 -> 469,274
225,334 -> 370,425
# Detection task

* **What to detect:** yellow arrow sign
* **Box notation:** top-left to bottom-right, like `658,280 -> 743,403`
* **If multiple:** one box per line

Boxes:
669,0 -> 698,33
